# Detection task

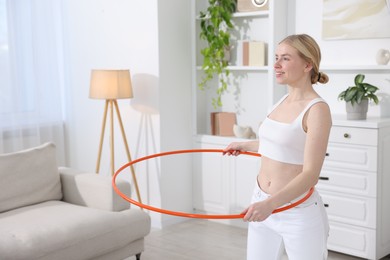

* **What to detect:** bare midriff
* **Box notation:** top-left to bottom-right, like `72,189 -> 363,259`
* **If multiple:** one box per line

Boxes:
257,156 -> 303,195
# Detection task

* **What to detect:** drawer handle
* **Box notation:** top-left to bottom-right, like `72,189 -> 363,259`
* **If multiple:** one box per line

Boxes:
343,133 -> 350,138
319,176 -> 329,181
325,153 -> 329,157
324,204 -> 329,208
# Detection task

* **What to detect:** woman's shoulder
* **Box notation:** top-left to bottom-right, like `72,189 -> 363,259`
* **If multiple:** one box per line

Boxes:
306,101 -> 332,125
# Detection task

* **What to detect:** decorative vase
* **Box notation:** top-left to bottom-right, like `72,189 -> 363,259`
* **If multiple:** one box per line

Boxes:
252,0 -> 268,7
233,124 -> 256,139
346,99 -> 368,120
376,49 -> 390,65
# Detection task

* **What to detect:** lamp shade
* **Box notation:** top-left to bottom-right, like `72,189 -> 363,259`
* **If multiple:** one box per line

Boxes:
89,69 -> 133,99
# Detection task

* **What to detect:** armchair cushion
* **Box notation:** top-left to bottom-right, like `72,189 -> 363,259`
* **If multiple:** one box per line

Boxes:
0,142 -> 62,213
0,201 -> 150,260
59,167 -> 130,212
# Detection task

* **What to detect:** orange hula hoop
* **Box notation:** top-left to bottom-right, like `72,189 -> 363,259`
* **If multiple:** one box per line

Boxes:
112,149 -> 314,219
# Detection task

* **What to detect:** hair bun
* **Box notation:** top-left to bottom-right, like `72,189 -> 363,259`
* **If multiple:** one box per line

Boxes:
317,71 -> 329,84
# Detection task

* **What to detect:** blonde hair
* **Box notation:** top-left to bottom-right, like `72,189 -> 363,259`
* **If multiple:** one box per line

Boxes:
280,34 -> 329,84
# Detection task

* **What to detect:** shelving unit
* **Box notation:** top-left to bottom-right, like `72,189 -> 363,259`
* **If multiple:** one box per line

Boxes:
314,65 -> 390,120
196,65 -> 268,71
192,0 -> 288,139
232,10 -> 268,18
321,65 -> 390,72
195,10 -> 269,20
191,0 -> 288,226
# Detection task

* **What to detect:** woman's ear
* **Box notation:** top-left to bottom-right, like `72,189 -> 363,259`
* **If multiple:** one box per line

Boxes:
304,62 -> 313,72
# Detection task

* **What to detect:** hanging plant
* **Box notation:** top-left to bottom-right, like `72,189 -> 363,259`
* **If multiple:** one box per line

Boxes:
199,0 -> 236,108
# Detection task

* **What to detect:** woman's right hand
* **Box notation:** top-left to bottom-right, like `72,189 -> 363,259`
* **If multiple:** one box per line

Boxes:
222,142 -> 244,156
223,140 -> 259,156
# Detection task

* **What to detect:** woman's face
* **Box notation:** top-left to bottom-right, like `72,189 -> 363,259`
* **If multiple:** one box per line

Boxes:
274,42 -> 311,86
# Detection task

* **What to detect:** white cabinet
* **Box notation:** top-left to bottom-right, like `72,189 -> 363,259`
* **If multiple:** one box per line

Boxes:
317,116 -> 390,260
192,135 -> 260,227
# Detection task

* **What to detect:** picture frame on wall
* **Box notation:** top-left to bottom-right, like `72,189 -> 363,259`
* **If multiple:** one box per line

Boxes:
322,0 -> 390,40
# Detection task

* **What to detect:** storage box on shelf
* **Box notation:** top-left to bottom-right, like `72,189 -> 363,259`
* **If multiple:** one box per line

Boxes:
317,115 -> 390,260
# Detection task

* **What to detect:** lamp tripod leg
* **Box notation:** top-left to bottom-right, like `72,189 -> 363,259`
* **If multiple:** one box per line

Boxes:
96,100 -> 109,174
113,100 -> 143,204
109,100 -> 115,176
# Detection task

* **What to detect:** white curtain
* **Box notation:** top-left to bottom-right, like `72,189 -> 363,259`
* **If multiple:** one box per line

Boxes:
0,0 -> 65,164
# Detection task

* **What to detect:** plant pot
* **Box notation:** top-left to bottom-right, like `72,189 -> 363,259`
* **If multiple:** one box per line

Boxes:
346,99 -> 368,120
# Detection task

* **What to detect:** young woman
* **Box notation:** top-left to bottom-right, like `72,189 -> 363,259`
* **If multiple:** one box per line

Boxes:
223,34 -> 332,260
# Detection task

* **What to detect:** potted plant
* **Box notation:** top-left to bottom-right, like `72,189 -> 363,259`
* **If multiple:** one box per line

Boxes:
198,0 -> 236,108
338,74 -> 380,120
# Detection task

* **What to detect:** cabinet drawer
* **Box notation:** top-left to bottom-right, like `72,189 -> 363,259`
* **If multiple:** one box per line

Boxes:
330,126 -> 377,146
319,191 -> 376,228
324,143 -> 377,172
317,169 -> 377,197
328,221 -> 376,259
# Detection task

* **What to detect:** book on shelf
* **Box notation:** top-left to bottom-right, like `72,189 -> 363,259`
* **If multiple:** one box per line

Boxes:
211,112 -> 237,136
238,40 -> 266,67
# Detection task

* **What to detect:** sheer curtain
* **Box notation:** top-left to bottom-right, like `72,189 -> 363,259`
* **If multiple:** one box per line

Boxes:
0,0 -> 65,164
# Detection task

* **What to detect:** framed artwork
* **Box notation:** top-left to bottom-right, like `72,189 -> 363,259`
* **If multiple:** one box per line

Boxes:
322,0 -> 390,40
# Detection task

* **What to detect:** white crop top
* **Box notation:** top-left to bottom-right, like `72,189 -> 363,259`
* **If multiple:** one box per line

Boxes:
258,95 -> 326,165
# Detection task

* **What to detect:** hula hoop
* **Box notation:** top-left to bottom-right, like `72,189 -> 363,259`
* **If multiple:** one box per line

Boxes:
112,149 -> 314,219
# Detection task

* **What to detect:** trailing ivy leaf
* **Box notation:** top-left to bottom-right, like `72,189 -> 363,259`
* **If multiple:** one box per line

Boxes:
198,0 -> 236,108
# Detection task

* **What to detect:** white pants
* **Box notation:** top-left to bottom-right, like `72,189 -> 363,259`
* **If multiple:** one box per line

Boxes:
247,183 -> 329,260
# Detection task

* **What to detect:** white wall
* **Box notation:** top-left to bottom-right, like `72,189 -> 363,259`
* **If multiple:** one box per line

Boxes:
62,0 -> 159,169
294,0 -> 390,65
292,0 -> 390,117
157,1 -> 193,226
61,0 -> 162,226
61,0 -> 192,228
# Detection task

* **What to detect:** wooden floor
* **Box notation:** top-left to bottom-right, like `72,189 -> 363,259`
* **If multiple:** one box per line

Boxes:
129,219 -> 390,260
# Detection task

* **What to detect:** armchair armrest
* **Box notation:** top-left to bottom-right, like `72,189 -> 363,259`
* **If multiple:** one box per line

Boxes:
59,167 -> 130,212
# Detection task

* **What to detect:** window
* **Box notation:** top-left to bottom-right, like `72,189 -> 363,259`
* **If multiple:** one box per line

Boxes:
0,0 -> 65,160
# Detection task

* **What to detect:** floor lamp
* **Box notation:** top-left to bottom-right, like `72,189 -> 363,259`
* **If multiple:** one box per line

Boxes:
89,69 -> 142,203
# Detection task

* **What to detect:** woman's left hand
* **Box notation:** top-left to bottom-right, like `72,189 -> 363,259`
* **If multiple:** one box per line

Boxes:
241,200 -> 275,222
